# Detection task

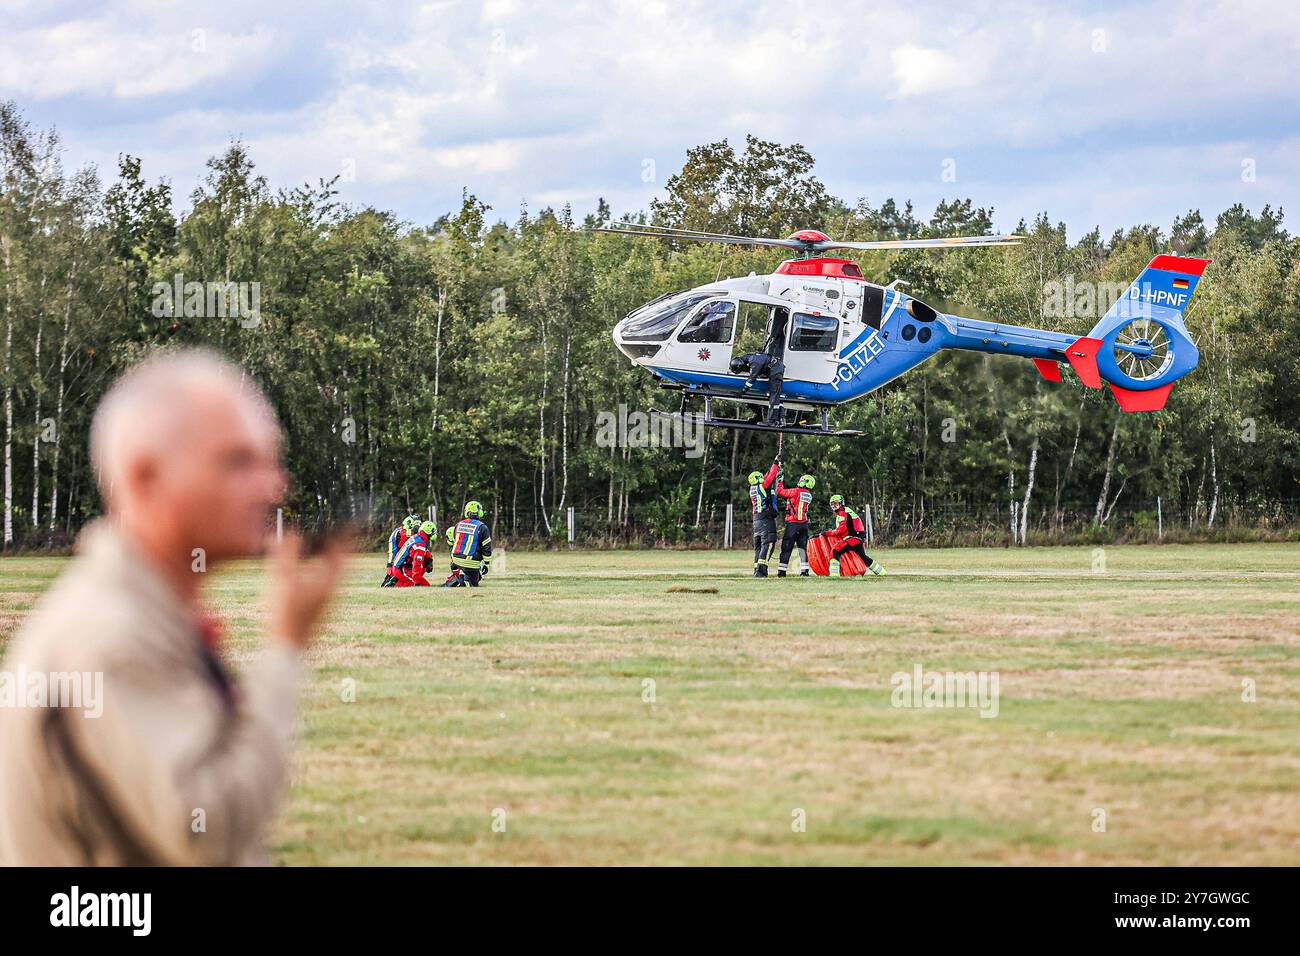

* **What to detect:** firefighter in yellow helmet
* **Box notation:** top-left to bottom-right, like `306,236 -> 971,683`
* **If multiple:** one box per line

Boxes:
441,500 -> 493,587
776,474 -> 815,576
825,495 -> 885,577
746,457 -> 781,576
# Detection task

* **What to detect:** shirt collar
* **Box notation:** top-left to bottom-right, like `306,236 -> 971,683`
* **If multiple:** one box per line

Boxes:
77,519 -> 216,644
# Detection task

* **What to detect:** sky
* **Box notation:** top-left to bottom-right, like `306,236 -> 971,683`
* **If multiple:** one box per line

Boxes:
2,0 -> 1297,240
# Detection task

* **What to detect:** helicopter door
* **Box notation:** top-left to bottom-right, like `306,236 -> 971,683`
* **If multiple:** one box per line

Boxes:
733,301 -> 771,358
782,311 -> 840,384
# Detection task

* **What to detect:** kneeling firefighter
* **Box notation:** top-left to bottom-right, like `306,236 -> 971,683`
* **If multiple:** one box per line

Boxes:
382,513 -> 421,586
442,500 -> 493,587
393,520 -> 437,587
824,495 -> 885,577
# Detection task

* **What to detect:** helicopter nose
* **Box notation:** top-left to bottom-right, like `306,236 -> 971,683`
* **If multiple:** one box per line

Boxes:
612,318 -> 631,354
612,321 -> 662,362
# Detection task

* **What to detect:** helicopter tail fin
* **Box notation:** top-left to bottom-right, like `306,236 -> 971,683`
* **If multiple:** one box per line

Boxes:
1056,255 -> 1210,412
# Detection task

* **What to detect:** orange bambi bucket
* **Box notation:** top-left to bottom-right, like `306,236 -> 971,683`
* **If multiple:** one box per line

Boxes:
807,534 -> 865,576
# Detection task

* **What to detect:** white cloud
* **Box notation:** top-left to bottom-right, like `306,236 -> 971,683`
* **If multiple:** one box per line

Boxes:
890,44 -> 984,98
5,0 -> 1299,238
0,16 -> 277,99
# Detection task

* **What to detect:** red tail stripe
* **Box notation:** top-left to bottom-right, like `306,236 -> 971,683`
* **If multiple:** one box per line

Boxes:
1149,255 -> 1211,277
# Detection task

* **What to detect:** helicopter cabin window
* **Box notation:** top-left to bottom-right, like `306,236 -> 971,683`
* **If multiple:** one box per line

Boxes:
788,312 -> 839,351
678,300 -> 736,344
620,293 -> 710,341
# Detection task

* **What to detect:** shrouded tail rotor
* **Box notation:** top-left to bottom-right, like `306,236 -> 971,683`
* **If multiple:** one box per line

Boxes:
1112,318 -> 1174,382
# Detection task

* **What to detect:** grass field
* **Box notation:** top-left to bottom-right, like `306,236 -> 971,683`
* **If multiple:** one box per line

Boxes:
2,543 -> 1298,865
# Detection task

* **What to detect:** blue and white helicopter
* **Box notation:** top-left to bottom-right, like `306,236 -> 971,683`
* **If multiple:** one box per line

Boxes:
598,223 -> 1209,436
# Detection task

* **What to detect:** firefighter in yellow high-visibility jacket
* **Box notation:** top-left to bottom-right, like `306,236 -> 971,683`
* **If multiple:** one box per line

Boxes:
441,500 -> 493,587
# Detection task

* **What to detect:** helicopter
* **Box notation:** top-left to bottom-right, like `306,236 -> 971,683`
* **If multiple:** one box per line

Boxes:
596,222 -> 1209,436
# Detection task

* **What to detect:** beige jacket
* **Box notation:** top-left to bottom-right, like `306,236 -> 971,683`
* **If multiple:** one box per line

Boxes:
0,521 -> 303,865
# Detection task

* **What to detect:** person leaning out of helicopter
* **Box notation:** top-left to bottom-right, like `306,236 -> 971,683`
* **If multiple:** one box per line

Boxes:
730,350 -> 785,425
442,500 -> 493,587
824,495 -> 886,577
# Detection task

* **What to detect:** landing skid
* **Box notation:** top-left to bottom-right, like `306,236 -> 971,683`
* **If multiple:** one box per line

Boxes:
652,393 -> 863,438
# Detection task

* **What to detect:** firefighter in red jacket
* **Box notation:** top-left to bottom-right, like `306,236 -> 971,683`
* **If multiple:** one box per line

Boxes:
382,514 -> 420,586
776,473 -> 815,576
393,520 -> 437,587
824,495 -> 886,577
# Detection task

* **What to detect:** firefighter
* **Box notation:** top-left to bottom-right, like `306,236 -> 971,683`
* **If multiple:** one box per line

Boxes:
393,520 -> 436,587
824,495 -> 885,577
747,455 -> 781,577
382,514 -> 421,586
441,500 -> 493,587
776,473 -> 814,576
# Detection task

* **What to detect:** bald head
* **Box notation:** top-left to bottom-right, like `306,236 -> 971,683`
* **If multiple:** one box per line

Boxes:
91,350 -> 286,561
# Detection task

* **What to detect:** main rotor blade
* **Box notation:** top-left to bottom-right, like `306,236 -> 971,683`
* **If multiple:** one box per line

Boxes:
818,234 -> 1025,251
599,222 -> 767,241
593,223 -> 1025,253
592,223 -> 806,250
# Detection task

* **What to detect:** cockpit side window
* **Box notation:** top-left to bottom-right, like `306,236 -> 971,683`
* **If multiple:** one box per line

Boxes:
678,300 -> 736,344
620,294 -> 710,341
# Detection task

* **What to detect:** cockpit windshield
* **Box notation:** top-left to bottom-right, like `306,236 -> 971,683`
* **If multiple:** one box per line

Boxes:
619,293 -> 711,342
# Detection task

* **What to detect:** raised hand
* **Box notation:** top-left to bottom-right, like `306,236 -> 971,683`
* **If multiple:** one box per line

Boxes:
267,530 -> 346,648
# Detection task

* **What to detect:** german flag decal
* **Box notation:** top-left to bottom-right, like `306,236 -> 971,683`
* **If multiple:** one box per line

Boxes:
1172,278 -> 1190,289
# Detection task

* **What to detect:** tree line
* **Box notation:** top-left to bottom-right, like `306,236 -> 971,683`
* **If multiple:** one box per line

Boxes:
1,106 -> 1296,549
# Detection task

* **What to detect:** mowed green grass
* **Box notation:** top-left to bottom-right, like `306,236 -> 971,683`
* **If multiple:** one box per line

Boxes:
1,543 -> 1298,865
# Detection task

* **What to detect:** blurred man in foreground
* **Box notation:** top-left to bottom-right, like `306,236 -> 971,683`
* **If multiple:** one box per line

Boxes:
0,349 -> 343,865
